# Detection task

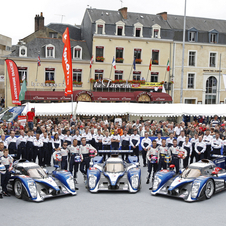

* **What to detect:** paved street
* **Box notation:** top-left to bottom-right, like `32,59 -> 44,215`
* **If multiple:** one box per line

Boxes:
1,163 -> 226,226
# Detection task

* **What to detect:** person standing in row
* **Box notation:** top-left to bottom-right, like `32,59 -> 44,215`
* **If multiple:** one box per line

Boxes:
211,131 -> 222,155
46,133 -> 53,166
195,136 -> 206,161
155,133 -> 162,147
95,129 -> 103,152
33,133 -> 43,165
177,131 -> 185,147
60,142 -> 69,170
121,130 -> 130,161
6,131 -> 17,158
73,130 -> 81,145
102,131 -> 111,161
146,140 -> 159,184
182,136 -> 192,168
111,130 -> 120,154
203,129 -> 212,159
169,139 -> 180,173
141,132 -> 152,167
130,129 -> 140,161
41,132 -> 49,166
26,130 -> 34,161
158,139 -> 170,171
166,133 -> 174,148
16,130 -> 27,159
190,133 -> 198,164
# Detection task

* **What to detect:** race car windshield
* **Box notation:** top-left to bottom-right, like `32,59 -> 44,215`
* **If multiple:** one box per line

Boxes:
105,163 -> 124,173
27,167 -> 48,179
181,168 -> 201,178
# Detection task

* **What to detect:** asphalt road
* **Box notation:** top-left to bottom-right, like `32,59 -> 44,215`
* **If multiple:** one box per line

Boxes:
1,162 -> 226,226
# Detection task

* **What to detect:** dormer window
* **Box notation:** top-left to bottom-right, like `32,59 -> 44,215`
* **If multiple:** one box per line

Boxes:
152,24 -> 161,39
188,27 -> 198,42
134,22 -> 143,38
116,21 -> 125,36
95,19 -> 106,35
209,29 -> 219,44
19,46 -> 27,57
45,44 -> 55,58
73,45 -> 82,59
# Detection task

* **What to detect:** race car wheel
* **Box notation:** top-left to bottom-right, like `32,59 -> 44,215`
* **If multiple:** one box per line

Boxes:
205,179 -> 214,199
14,180 -> 23,199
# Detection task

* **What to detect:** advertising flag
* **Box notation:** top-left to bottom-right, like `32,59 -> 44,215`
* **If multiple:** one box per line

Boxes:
62,27 -> 73,95
5,59 -> 21,105
167,59 -> 170,72
37,54 -> 41,66
149,59 -> 152,71
19,71 -> 27,101
133,58 -> 136,70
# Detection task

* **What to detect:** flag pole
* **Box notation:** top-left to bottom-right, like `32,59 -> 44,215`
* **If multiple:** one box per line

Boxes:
128,64 -> 133,81
5,60 -> 8,108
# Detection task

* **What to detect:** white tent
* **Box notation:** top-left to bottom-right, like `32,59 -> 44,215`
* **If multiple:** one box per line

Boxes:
22,102 -> 77,116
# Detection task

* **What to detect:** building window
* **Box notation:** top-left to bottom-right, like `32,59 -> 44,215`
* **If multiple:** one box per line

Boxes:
115,21 -> 125,36
188,51 -> 196,66
95,19 -> 106,35
45,68 -> 55,83
73,69 -> 82,86
209,52 -> 216,67
133,22 -> 143,38
95,70 -> 104,81
152,50 -> 159,65
188,28 -> 198,42
115,70 -> 123,80
73,46 -> 82,59
136,28 -> 141,37
134,49 -> 142,64
49,32 -> 57,38
185,99 -> 196,104
19,46 -> 27,57
116,47 -> 124,63
205,76 -> 217,104
150,72 -> 159,82
18,67 -> 27,84
45,44 -> 55,58
152,24 -> 161,39
96,46 -> 104,62
188,73 -> 195,89
209,30 -> 219,44
133,71 -> 141,81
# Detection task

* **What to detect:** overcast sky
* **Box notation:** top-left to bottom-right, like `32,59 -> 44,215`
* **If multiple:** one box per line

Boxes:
1,0 -> 225,44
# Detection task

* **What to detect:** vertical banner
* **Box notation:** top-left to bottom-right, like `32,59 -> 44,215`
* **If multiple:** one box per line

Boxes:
5,59 -> 21,105
223,74 -> 226,91
62,27 -> 73,95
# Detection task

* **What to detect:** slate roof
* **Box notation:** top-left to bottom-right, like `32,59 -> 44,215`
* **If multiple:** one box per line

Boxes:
7,37 -> 90,60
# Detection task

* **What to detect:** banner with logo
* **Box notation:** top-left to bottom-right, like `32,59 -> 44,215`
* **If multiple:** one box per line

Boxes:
5,59 -> 21,105
131,82 -> 163,89
62,27 -> 73,95
18,115 -> 26,127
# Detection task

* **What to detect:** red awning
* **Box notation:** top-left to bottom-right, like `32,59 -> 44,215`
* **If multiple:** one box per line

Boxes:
25,91 -> 72,101
92,92 -> 135,101
149,92 -> 172,102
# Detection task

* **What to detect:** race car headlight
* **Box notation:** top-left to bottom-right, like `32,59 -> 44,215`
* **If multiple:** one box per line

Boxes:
89,175 -> 97,189
66,176 -> 75,191
130,175 -> 139,189
153,176 -> 162,191
28,182 -> 37,198
191,183 -> 200,198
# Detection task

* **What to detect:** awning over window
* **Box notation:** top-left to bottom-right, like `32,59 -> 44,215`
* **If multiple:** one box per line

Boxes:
149,92 -> 172,102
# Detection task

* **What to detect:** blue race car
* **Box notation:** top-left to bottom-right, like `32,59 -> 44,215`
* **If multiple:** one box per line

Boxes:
151,156 -> 226,202
86,155 -> 141,193
7,159 -> 76,202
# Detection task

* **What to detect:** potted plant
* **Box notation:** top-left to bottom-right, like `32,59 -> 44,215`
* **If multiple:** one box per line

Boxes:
116,58 -> 124,63
135,59 -> 142,64
96,56 -> 105,62
45,80 -> 55,84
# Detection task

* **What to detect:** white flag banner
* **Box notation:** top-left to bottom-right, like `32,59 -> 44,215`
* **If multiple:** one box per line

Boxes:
162,84 -> 166,93
223,74 -> 226,91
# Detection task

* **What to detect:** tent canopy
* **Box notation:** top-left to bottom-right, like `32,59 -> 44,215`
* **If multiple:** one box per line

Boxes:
22,102 -> 77,116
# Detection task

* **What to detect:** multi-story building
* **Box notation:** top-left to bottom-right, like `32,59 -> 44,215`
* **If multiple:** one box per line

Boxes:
4,8 -> 226,107
0,34 -> 12,99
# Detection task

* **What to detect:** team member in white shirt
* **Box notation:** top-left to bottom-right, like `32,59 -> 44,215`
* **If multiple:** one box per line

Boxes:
82,127 -> 92,144
26,130 -> 34,161
64,130 -> 73,146
111,130 -> 120,153
177,131 -> 186,147
141,132 -> 152,167
203,129 -> 212,159
0,134 -> 8,149
33,133 -> 44,166
6,131 -> 17,158
121,130 -> 130,161
46,133 -> 53,166
195,136 -> 206,161
73,130 -> 81,146
182,136 -> 192,168
16,130 -> 27,159
166,133 -> 174,148
102,131 -> 112,160
95,129 -> 103,152
41,132 -> 49,166
190,133 -> 198,163
58,129 -> 65,146
0,149 -> 13,197
158,139 -> 171,171
130,129 -> 140,161
155,133 -> 162,147
211,131 -> 222,155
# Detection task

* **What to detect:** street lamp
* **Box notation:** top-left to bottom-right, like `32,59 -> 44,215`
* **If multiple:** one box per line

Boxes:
180,0 -> 187,103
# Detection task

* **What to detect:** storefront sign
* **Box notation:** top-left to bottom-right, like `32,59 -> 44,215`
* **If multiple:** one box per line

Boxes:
203,70 -> 222,73
131,82 -> 163,89
93,79 -> 131,89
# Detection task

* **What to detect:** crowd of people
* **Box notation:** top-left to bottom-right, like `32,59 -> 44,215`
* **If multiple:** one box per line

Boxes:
0,110 -> 226,197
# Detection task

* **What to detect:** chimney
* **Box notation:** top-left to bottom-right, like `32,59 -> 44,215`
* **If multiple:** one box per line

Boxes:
119,7 -> 128,20
157,12 -> 167,21
35,12 -> 45,32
